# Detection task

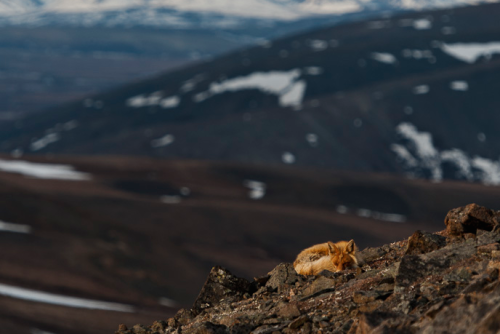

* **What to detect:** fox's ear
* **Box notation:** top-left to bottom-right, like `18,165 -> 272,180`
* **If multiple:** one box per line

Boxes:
328,242 -> 339,255
346,240 -> 355,253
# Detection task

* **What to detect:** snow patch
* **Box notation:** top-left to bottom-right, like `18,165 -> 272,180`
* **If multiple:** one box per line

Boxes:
413,85 -> 430,94
0,220 -> 31,234
450,80 -> 469,91
31,133 -> 60,151
439,42 -> 500,63
303,67 -> 323,75
309,40 -> 328,52
160,96 -> 181,109
0,283 -> 134,312
151,134 -> 175,148
195,69 -> 306,108
393,122 -> 500,185
0,159 -> 91,181
244,180 -> 266,200
282,152 -> 296,164
371,52 -> 397,64
413,18 -> 432,30
160,195 -> 182,204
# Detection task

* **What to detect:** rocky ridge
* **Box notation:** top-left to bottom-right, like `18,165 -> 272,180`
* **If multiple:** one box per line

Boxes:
115,203 -> 500,334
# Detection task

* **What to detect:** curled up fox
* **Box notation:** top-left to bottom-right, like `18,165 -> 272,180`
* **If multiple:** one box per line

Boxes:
293,240 -> 361,275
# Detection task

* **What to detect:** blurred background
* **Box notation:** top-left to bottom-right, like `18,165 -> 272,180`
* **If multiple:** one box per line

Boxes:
0,1 -> 499,333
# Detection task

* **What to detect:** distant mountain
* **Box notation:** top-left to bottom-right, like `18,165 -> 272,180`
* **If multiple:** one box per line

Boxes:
0,0 -> 496,28
1,3 -> 500,185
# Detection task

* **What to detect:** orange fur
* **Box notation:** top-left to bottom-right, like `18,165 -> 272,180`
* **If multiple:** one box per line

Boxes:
293,240 -> 360,275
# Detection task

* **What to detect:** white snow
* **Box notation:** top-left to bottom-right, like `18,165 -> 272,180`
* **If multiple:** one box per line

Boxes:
371,52 -> 397,64
0,220 -> 31,234
439,42 -> 500,63
357,208 -> 406,223
280,80 -> 307,107
151,134 -> 175,148
31,329 -> 56,334
303,67 -> 323,75
393,122 -> 500,185
159,297 -> 178,308
413,85 -> 430,94
244,180 -> 266,200
30,133 -> 60,151
180,74 -> 206,93
391,144 -> 418,167
396,123 -> 441,181
196,69 -> 306,108
413,18 -> 432,30
0,159 -> 91,181
282,152 -> 296,164
450,80 -> 468,91
160,195 -> 182,204
309,40 -> 328,52
401,49 -> 434,60
160,96 -> 181,109
441,26 -> 456,35
336,205 -> 348,214
441,148 -> 474,180
0,283 -> 134,312
126,91 -> 163,108
477,133 -> 486,142
180,187 -> 191,196
306,133 -> 318,146
472,157 -> 500,186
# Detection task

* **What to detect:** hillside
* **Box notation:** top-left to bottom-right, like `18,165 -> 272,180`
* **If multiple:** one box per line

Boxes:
1,155 -> 500,333
113,203 -> 500,334
1,3 -> 500,185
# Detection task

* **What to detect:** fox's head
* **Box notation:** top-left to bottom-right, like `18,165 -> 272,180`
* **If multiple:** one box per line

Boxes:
327,240 -> 358,271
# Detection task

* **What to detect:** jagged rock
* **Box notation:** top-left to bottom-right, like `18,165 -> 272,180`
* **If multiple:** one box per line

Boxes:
288,315 -> 310,329
112,204 -> 500,334
445,203 -> 500,236
405,230 -> 446,255
359,247 -> 388,263
265,263 -> 300,293
184,322 -> 228,334
192,266 -> 251,315
352,290 -> 391,304
277,302 -> 301,319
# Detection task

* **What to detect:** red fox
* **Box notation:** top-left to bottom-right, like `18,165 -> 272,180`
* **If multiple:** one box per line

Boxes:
293,240 -> 360,275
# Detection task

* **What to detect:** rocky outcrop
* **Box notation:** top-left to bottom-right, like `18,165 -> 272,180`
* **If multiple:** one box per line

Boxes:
115,204 -> 500,334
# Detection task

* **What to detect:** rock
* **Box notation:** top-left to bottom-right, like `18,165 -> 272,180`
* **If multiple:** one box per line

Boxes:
352,290 -> 390,304
277,302 -> 301,319
173,308 -> 195,326
265,263 -> 300,293
405,230 -> 446,255
444,204 -> 500,236
151,321 -> 168,333
299,276 -> 335,300
359,247 -> 388,263
184,322 -> 228,334
192,266 -> 251,315
478,243 -> 500,254
118,324 -> 128,332
288,315 -> 310,330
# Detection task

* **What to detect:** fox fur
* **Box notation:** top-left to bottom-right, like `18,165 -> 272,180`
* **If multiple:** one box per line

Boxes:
293,240 -> 360,275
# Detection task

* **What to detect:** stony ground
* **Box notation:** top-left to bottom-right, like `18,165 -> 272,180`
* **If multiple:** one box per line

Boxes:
115,203 -> 500,334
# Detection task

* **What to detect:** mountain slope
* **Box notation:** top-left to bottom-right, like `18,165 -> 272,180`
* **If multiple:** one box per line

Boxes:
1,154 -> 500,333
1,3 -> 500,185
